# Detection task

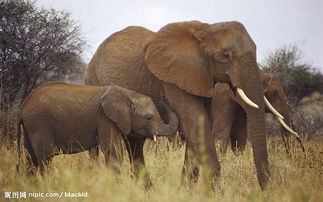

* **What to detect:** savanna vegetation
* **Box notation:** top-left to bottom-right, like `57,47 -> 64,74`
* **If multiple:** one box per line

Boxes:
0,0 -> 85,111
1,133 -> 322,201
260,45 -> 323,106
0,0 -> 85,145
0,0 -> 322,201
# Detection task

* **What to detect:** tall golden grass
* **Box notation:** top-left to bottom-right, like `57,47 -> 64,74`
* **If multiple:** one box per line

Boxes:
0,134 -> 322,202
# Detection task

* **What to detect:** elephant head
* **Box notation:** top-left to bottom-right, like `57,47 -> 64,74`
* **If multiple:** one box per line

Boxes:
100,85 -> 178,140
262,73 -> 295,135
212,73 -> 302,156
262,73 -> 304,152
144,21 -> 269,189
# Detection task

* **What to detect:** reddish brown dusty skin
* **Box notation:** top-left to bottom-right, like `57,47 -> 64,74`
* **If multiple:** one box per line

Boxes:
85,21 -> 269,189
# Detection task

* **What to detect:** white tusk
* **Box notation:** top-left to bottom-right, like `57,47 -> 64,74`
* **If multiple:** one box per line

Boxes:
278,117 -> 299,138
236,88 -> 259,108
153,135 -> 157,142
264,96 -> 284,119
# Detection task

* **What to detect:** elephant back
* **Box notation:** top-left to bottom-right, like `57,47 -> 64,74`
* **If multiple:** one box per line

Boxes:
85,26 -> 163,103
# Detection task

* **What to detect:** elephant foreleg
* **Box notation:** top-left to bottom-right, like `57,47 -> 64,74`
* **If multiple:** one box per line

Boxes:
163,83 -> 220,186
98,122 -> 123,175
219,138 -> 230,155
124,136 -> 152,189
181,144 -> 200,184
211,85 -> 237,155
231,107 -> 247,154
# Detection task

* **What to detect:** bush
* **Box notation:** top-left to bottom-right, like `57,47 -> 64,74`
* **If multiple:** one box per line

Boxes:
0,0 -> 86,144
0,0 -> 86,112
260,45 -> 323,106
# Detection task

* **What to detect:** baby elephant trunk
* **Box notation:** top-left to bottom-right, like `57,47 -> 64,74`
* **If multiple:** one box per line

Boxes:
155,102 -> 179,137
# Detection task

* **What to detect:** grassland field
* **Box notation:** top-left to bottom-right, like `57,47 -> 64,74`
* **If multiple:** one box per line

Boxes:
0,132 -> 322,202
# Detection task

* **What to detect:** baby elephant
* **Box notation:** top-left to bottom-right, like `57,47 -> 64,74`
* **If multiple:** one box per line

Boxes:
17,82 -> 178,174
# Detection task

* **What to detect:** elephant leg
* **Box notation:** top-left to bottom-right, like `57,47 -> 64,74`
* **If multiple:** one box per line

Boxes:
219,138 -> 230,155
177,124 -> 200,184
98,123 -> 123,174
214,127 -> 231,156
35,150 -> 54,175
181,145 -> 200,184
30,133 -> 55,175
124,136 -> 151,188
231,107 -> 247,154
38,158 -> 53,175
211,87 -> 237,155
172,130 -> 185,151
23,132 -> 38,175
163,83 -> 220,186
166,128 -> 185,151
88,146 -> 100,160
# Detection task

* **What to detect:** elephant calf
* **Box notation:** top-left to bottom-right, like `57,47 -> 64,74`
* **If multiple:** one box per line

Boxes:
16,82 -> 178,175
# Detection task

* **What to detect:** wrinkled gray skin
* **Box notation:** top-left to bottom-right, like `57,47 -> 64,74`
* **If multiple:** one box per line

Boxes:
85,21 -> 269,189
16,82 -> 178,179
211,73 -> 304,154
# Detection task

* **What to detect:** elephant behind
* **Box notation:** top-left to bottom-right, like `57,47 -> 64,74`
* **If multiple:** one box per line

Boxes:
85,21 -> 272,189
85,26 -> 163,106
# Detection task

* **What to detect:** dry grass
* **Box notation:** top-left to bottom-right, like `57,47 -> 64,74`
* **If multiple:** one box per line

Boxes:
0,135 -> 322,202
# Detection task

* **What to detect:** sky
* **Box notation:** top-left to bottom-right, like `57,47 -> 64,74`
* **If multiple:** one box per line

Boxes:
37,0 -> 323,72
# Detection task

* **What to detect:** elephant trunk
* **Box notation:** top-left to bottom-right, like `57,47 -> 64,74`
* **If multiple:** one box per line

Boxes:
228,54 -> 270,189
280,110 -> 292,151
247,109 -> 270,189
280,110 -> 305,152
155,102 -> 179,137
281,110 -> 291,133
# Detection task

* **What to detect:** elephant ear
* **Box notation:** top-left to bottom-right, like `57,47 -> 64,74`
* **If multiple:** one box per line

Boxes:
100,85 -> 132,134
144,21 -> 214,97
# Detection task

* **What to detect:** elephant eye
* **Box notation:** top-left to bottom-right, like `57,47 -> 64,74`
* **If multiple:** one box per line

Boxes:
223,51 -> 232,60
146,115 -> 153,120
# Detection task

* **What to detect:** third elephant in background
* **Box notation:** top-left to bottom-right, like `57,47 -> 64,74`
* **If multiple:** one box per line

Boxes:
211,73 -> 304,154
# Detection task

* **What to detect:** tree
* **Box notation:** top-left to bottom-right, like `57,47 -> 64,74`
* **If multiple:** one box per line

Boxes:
0,0 -> 86,111
260,44 -> 323,106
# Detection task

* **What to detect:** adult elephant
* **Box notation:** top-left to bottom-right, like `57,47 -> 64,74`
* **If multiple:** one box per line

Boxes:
85,21 -> 270,189
212,73 -> 304,154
